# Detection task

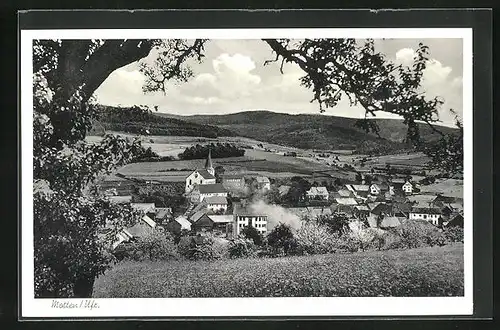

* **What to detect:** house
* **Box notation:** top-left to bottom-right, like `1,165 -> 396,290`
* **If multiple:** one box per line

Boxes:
445,213 -> 464,228
155,207 -> 173,225
190,183 -> 228,203
221,174 -> 246,191
204,195 -> 229,213
408,194 -> 436,207
431,195 -> 458,208
379,216 -> 402,229
346,184 -> 370,198
165,215 -> 192,235
112,215 -> 156,249
306,186 -> 329,201
409,207 -> 443,226
207,215 -> 234,236
440,203 -> 463,217
391,178 -> 414,195
130,203 -> 156,219
184,149 -> 216,193
369,203 -> 393,217
233,203 -> 268,236
108,195 -> 133,204
369,183 -> 390,196
333,197 -> 358,214
353,205 -> 370,219
255,176 -> 271,191
188,209 -> 209,223
392,202 -> 412,218
190,213 -> 233,236
334,189 -> 355,198
367,214 -> 402,229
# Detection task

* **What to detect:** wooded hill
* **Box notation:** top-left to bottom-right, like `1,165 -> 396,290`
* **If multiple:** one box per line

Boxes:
157,111 -> 458,153
88,105 -> 236,138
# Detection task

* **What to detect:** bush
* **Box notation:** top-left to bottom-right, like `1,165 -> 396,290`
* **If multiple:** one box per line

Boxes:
178,143 -> 245,160
315,213 -> 350,236
240,225 -> 265,246
178,235 -> 229,261
443,226 -> 464,243
267,223 -> 300,256
295,222 -> 339,255
228,239 -> 258,259
424,230 -> 447,247
116,229 -> 180,262
394,220 -> 445,249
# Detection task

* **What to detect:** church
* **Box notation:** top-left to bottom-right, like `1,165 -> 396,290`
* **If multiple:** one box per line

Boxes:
184,149 -> 217,193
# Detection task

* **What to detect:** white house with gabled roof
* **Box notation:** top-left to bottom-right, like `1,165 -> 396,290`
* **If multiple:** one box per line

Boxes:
185,149 -> 216,193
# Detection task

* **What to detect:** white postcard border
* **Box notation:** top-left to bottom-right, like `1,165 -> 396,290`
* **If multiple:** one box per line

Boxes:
21,28 -> 473,318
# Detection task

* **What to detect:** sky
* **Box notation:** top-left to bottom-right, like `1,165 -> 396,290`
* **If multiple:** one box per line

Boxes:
93,38 -> 463,126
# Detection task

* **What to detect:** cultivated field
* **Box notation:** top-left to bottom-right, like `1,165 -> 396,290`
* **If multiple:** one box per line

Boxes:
93,244 -> 464,298
419,179 -> 464,199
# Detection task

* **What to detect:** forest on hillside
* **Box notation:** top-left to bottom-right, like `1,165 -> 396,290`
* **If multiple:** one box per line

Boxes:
89,104 -> 236,138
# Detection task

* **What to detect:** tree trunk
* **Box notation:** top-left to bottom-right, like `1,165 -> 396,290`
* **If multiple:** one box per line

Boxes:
73,276 -> 96,298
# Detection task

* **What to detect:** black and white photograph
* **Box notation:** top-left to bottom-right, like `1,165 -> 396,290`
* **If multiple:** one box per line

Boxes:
21,21 -> 476,318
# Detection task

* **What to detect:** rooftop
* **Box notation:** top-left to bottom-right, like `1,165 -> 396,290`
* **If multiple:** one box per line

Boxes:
131,203 -> 156,213
307,186 -> 329,195
335,198 -> 358,205
208,215 -> 233,223
411,207 -> 442,215
197,183 -> 227,194
193,169 -> 216,180
256,176 -> 270,183
204,195 -> 228,205
352,185 -> 370,191
108,195 -> 133,204
174,216 -> 192,229
380,216 -> 401,228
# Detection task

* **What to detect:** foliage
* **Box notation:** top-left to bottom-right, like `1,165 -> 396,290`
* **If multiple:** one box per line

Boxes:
282,177 -> 311,206
115,229 -> 179,262
33,39 -> 205,298
263,39 -> 463,174
214,165 -> 225,183
94,244 -> 464,298
34,190 -> 142,298
392,220 -> 446,249
93,104 -> 234,138
228,239 -> 258,259
178,143 -> 245,160
294,222 -> 339,255
177,235 -> 229,261
132,185 -> 187,214
266,223 -> 299,256
315,213 -> 350,236
240,225 -> 265,246
443,226 -> 464,243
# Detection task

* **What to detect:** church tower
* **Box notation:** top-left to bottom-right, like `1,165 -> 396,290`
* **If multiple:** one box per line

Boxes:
205,148 -> 215,176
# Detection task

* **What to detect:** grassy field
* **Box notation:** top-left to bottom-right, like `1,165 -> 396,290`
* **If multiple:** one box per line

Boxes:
93,244 -> 464,298
420,179 -> 464,199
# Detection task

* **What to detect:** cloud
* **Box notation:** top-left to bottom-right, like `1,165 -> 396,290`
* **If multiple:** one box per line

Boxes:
93,40 -> 463,125
393,47 -> 462,125
177,53 -> 262,104
395,48 -> 416,65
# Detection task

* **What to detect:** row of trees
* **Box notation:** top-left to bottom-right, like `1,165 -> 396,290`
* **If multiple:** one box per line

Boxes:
178,143 -> 245,160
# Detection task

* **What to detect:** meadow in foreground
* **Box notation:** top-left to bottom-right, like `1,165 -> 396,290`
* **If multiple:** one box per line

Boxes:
93,243 -> 463,298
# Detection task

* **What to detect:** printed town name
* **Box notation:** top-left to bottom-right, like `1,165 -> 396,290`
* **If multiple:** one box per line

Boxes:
51,299 -> 99,310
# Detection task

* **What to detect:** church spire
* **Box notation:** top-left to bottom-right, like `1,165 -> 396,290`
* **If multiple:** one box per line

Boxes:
205,147 -> 214,176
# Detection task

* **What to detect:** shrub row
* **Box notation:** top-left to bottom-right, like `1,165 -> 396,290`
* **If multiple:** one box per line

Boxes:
114,220 -> 464,263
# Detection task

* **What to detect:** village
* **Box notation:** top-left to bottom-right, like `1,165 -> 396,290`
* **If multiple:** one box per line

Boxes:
101,147 -> 464,250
